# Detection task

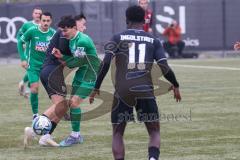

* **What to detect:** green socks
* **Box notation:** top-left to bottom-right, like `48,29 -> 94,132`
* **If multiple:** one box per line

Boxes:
30,93 -> 38,114
70,108 -> 82,132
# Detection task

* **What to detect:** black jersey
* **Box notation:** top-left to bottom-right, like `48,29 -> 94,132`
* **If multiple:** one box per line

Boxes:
43,29 -> 72,66
111,29 -> 166,96
95,29 -> 170,106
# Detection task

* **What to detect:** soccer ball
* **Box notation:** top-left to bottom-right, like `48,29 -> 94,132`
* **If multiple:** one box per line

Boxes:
32,116 -> 52,135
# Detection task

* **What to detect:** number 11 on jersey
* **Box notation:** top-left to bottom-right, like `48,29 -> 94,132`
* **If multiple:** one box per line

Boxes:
128,42 -> 146,70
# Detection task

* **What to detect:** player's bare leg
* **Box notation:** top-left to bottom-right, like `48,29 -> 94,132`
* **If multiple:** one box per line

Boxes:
38,95 -> 68,147
144,122 -> 160,160
19,80 -> 30,99
112,122 -> 127,160
18,80 -> 25,96
18,62 -> 29,98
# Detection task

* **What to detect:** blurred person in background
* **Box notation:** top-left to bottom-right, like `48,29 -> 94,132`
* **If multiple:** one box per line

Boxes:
18,12 -> 55,120
234,41 -> 240,50
17,7 -> 42,98
138,0 -> 153,33
163,20 -> 185,58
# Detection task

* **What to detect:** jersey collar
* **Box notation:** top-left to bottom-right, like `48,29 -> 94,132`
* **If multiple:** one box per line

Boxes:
127,29 -> 144,32
71,31 -> 80,40
38,26 -> 49,33
32,20 -> 39,25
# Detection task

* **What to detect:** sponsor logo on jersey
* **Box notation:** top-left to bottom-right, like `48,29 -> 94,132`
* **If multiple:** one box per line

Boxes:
35,41 -> 49,52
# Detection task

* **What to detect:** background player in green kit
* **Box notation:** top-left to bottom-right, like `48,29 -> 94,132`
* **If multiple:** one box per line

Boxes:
17,7 -> 42,98
18,12 -> 55,120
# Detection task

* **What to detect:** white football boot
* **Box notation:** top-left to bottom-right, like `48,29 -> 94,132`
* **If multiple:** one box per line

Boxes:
39,134 -> 59,147
24,127 -> 37,148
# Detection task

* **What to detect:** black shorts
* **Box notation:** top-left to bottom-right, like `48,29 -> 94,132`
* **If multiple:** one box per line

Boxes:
40,64 -> 66,98
111,96 -> 159,124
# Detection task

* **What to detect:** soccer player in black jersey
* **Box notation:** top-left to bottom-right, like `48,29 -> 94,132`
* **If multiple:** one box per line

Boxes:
89,5 -> 181,160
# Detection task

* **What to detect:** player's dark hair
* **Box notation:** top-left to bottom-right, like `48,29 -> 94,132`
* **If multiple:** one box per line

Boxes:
126,5 -> 145,24
58,16 -> 76,28
74,13 -> 86,21
40,12 -> 52,19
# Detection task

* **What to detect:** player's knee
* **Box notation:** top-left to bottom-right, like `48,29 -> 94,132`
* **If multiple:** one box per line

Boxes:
30,83 -> 39,93
51,95 -> 65,104
69,96 -> 83,107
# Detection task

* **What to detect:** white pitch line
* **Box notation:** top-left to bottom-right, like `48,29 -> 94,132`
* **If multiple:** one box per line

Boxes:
170,64 -> 240,71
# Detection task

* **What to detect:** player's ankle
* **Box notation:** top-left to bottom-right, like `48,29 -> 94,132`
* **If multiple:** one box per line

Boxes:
33,113 -> 39,120
148,146 -> 160,160
71,131 -> 80,138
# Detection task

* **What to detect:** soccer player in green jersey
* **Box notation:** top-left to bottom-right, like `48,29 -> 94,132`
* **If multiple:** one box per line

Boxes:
17,7 -> 42,98
18,12 -> 55,120
24,15 -> 100,147
53,16 -> 100,147
40,16 -> 100,147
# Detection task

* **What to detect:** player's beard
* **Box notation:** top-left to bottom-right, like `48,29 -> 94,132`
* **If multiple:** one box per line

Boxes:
43,25 -> 49,30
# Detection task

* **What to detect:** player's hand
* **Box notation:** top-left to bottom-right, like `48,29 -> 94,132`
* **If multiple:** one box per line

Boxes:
89,89 -> 100,104
234,41 -> 240,50
59,59 -> 66,66
52,48 -> 63,59
169,86 -> 181,102
21,60 -> 28,69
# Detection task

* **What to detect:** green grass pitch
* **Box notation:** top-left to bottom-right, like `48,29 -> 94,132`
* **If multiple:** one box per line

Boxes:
0,58 -> 240,160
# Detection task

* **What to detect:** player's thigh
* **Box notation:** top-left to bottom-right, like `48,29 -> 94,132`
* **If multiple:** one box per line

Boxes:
28,68 -> 40,85
40,65 -> 67,98
71,80 -> 95,99
135,98 -> 159,122
111,96 -> 134,124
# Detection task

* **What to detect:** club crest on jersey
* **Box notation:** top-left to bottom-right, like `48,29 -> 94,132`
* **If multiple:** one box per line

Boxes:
46,36 -> 52,41
73,47 -> 86,58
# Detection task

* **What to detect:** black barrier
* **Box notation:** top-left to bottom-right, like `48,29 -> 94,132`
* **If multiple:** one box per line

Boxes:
0,0 -> 240,56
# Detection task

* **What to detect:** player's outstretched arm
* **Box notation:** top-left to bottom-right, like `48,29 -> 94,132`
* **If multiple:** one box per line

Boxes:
89,53 -> 113,104
158,61 -> 181,102
89,89 -> 100,104
154,38 -> 181,102
169,86 -> 181,102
